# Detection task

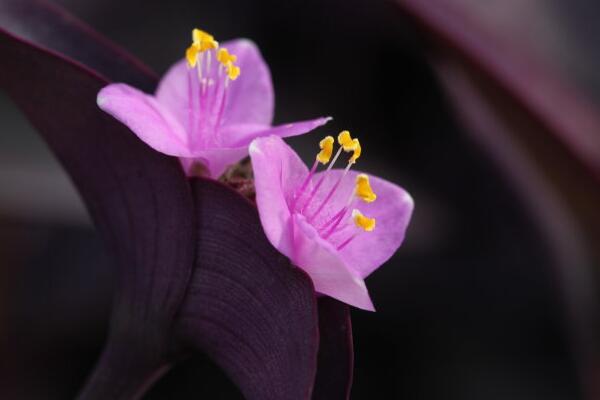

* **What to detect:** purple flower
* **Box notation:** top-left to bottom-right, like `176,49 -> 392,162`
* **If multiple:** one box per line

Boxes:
97,28 -> 330,178
249,133 -> 414,311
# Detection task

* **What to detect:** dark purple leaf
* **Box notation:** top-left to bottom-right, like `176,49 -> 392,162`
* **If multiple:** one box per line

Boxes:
395,0 -> 600,183
313,298 -> 353,400
0,0 -> 157,91
175,178 -> 320,400
0,15 -> 195,400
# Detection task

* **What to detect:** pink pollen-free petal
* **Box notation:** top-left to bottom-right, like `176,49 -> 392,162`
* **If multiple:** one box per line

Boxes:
97,83 -> 192,157
292,214 -> 375,311
249,135 -> 308,259
311,169 -> 414,279
220,117 -> 331,148
220,39 -> 274,126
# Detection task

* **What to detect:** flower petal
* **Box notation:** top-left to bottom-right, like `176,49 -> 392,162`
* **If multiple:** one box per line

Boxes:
155,39 -> 274,131
249,136 -> 308,260
97,83 -> 192,157
220,116 -> 331,147
292,214 -> 374,311
220,39 -> 274,126
313,169 -> 414,279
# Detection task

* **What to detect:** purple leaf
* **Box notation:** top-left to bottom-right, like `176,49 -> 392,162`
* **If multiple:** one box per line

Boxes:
0,9 -> 194,399
313,298 -> 354,400
175,178 -> 320,399
395,0 -> 600,183
0,0 -> 157,91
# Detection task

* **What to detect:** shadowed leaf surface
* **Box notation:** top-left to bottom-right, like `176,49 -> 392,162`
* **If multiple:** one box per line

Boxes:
313,298 -> 353,400
176,178 -> 320,400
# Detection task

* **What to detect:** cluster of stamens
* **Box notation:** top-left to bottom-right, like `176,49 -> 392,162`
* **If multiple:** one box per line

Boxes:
186,28 -> 241,81
291,131 -> 377,250
183,28 -> 241,143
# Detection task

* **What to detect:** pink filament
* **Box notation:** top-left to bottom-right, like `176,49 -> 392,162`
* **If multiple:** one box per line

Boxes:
291,160 -> 318,212
337,233 -> 358,250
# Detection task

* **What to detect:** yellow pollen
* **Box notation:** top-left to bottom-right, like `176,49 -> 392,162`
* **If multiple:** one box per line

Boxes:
186,45 -> 200,67
349,138 -> 361,164
192,28 -> 218,51
337,130 -> 356,152
352,209 -> 376,232
316,136 -> 334,164
217,48 -> 238,65
355,174 -> 376,203
226,63 -> 241,80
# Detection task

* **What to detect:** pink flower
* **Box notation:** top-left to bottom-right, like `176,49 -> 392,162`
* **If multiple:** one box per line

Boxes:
249,133 -> 414,311
97,29 -> 329,178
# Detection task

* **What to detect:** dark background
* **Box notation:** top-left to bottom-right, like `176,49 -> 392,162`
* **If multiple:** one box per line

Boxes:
1,0 -> 598,398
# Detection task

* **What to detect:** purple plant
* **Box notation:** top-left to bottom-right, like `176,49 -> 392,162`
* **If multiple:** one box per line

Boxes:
0,1 -> 354,398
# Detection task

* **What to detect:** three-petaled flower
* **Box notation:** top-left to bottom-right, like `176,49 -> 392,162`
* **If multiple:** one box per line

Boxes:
97,28 -> 330,178
250,133 -> 413,310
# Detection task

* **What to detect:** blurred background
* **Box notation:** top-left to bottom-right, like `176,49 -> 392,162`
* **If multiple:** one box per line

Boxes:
1,0 -> 599,398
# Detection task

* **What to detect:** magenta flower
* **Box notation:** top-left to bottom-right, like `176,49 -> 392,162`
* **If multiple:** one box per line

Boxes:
249,133 -> 414,310
97,28 -> 329,178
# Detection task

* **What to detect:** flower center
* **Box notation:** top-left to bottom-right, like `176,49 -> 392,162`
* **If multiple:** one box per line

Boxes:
184,28 -> 241,146
290,131 -> 377,250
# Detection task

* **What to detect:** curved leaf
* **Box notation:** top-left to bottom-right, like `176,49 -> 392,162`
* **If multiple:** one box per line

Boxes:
313,298 -> 354,400
0,15 -> 195,400
175,178 -> 320,400
0,0 -> 157,91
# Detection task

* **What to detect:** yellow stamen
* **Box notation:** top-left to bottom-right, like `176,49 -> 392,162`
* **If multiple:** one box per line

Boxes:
192,28 -> 218,51
186,45 -> 200,67
316,136 -> 334,164
352,209 -> 376,232
217,48 -> 237,65
226,63 -> 241,80
349,138 -> 361,164
355,174 -> 376,202
337,130 -> 356,151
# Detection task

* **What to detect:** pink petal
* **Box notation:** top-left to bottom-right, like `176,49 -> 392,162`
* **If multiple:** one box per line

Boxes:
292,214 -> 375,311
220,39 -> 274,126
220,117 -> 332,147
312,169 -> 414,279
180,146 -> 247,179
155,39 -> 274,131
97,83 -> 192,157
249,136 -> 308,259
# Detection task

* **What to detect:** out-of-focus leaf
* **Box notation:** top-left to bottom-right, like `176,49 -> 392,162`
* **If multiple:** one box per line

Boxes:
395,0 -> 600,182
313,298 -> 353,400
0,0 -> 156,91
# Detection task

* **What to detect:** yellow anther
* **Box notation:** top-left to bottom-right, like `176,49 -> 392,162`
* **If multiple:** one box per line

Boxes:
226,63 -> 241,80
217,48 -> 237,65
337,130 -> 356,152
186,45 -> 200,67
191,28 -> 218,52
316,136 -> 334,164
355,174 -> 376,203
352,209 -> 376,232
349,139 -> 361,164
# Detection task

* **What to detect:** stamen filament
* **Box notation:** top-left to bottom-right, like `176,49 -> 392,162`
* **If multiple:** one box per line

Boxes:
308,162 -> 353,223
291,159 -> 319,212
337,233 -> 358,250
